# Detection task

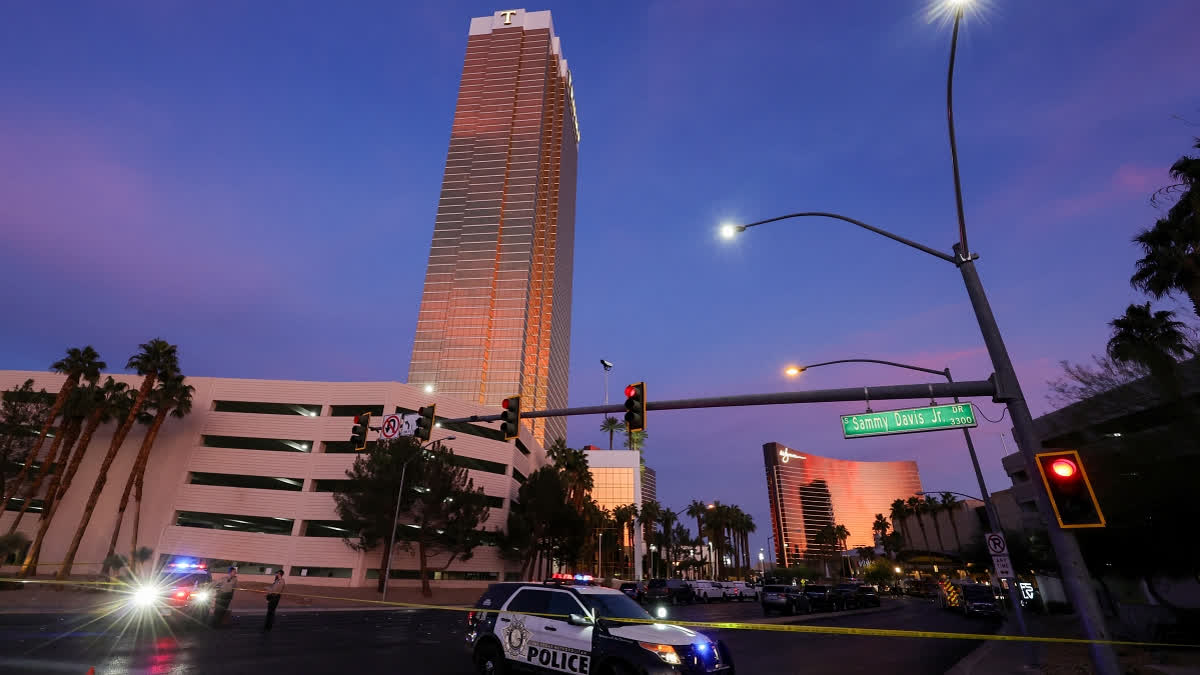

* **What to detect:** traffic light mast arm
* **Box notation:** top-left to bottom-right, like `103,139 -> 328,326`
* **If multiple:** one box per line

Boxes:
438,378 -> 998,424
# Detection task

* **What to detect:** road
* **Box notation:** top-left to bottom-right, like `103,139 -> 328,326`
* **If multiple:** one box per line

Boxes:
0,596 -> 999,673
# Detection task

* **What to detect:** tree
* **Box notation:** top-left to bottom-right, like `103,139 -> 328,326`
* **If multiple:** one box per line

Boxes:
623,429 -> 647,453
812,524 -> 839,579
0,347 -> 105,516
1132,138 -> 1200,318
547,439 -> 593,511
1107,303 -> 1194,396
860,558 -> 897,588
612,503 -> 638,578
639,500 -> 662,576
922,495 -> 946,552
402,445 -> 491,597
872,513 -> 891,554
127,374 -> 193,572
905,496 -> 929,550
7,385 -> 89,534
889,499 -> 910,549
335,436 -> 421,593
99,339 -> 179,574
938,493 -> 963,552
599,416 -> 624,450
21,378 -> 128,576
685,500 -> 708,572
0,380 -> 52,505
56,384 -> 136,579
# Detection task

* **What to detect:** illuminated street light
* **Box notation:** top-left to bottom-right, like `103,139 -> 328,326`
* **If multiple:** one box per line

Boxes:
719,224 -> 739,240
784,366 -> 802,377
424,384 -> 434,394
894,567 -> 902,574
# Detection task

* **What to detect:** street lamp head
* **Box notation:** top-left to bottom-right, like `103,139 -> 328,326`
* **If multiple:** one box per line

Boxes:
424,384 -> 434,394
784,365 -> 803,377
718,223 -> 744,240
600,359 -> 613,370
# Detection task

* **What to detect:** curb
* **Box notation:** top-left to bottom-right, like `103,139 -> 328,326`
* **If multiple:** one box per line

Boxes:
944,618 -> 1016,675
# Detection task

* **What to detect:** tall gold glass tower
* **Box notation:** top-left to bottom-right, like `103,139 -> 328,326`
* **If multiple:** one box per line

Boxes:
409,9 -> 578,445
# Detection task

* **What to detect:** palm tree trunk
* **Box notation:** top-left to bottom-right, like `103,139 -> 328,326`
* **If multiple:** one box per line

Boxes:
129,409 -> 169,572
21,409 -> 103,576
99,378 -> 157,575
0,378 -> 77,513
56,430 -> 131,579
608,429 -> 614,450
7,417 -> 79,534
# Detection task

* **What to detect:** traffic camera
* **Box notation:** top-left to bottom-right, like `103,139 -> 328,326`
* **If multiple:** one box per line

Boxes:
624,382 -> 646,432
350,413 -> 371,451
1035,450 -> 1105,528
500,395 -> 521,441
414,405 -> 436,442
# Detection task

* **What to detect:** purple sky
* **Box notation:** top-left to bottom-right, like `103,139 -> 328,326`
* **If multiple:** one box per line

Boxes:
2,1 -> 1197,554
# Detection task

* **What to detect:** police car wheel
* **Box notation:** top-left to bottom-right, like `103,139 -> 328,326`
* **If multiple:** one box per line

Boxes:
475,641 -> 508,674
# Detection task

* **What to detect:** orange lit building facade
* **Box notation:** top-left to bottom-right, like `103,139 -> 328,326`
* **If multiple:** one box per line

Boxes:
763,443 -> 922,568
409,9 -> 579,445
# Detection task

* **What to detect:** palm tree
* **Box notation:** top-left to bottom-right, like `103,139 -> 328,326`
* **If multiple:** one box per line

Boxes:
740,511 -> 756,574
612,504 -> 637,577
127,374 -> 194,571
623,429 -> 647,453
889,499 -> 910,549
906,496 -> 930,550
939,492 -> 963,552
6,386 -> 90,534
56,385 -> 137,579
685,500 -> 708,570
640,500 -> 662,576
599,416 -> 624,450
1107,303 -> 1194,394
813,524 -> 839,578
659,508 -> 679,574
923,494 -> 946,552
872,513 -> 891,554
0,346 -> 104,514
93,339 -> 179,575
21,378 -> 128,576
547,440 -> 593,511
1132,139 -> 1200,318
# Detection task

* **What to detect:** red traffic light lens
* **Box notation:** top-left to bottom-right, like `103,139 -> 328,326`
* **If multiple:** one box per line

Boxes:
624,385 -> 638,399
1050,458 -> 1077,478
353,415 -> 360,424
502,398 -> 511,410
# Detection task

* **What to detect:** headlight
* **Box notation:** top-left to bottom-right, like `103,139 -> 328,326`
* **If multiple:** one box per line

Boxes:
132,586 -> 161,607
655,606 -> 667,619
638,642 -> 681,665
192,590 -> 212,603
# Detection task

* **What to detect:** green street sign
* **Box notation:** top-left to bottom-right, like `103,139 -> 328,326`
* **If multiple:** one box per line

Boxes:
841,403 -> 978,439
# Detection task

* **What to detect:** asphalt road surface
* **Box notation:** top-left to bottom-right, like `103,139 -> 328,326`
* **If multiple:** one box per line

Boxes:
0,596 -> 999,674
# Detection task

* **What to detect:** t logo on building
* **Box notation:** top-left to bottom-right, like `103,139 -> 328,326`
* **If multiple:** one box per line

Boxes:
499,9 -> 518,24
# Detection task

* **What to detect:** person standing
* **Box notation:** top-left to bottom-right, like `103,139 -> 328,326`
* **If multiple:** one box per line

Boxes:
263,570 -> 285,631
211,566 -> 238,627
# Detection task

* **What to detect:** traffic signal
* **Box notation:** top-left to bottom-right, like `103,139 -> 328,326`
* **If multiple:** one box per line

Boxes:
623,382 -> 645,432
414,405 -> 436,443
500,396 -> 520,441
1035,450 -> 1105,529
350,413 -> 371,451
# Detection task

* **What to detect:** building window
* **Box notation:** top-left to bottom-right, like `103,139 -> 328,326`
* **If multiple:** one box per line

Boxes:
290,566 -> 353,578
199,558 -> 284,576
329,405 -> 385,418
512,467 -> 527,484
213,401 -> 321,416
175,511 -> 293,535
449,454 -> 506,475
515,439 -> 531,456
301,520 -> 353,537
323,440 -> 377,454
189,472 -> 303,491
312,479 -> 351,493
364,569 -> 498,581
202,435 -> 312,452
365,569 -> 422,580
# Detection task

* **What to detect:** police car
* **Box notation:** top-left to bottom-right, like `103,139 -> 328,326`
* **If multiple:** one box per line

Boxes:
465,574 -> 735,674
127,558 -> 214,622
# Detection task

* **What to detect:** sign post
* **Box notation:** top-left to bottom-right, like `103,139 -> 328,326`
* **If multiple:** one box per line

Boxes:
841,403 -> 977,439
985,532 -> 1014,579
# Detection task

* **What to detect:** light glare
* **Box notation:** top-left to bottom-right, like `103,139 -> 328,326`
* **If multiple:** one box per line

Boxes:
784,366 -> 801,377
719,224 -> 737,240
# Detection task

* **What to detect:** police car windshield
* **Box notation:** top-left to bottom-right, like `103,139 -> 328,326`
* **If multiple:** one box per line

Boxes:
582,593 -> 653,621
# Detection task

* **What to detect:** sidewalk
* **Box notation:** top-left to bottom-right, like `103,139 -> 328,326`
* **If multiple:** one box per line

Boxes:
0,578 -> 480,615
946,612 -> 1200,675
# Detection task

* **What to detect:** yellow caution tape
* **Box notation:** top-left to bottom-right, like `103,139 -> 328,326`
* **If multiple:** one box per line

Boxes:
3,578 -> 1195,649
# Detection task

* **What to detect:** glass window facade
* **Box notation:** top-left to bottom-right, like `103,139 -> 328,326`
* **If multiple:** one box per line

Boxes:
407,11 -> 579,446
762,443 -> 922,568
590,467 -> 636,513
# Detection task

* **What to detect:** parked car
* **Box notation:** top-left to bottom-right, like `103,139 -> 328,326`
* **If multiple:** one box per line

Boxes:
694,581 -> 726,603
832,583 -> 863,610
942,582 -> 1002,618
645,579 -> 695,605
722,581 -> 755,602
619,581 -> 646,603
761,584 -> 811,616
802,584 -> 838,611
855,585 -> 881,607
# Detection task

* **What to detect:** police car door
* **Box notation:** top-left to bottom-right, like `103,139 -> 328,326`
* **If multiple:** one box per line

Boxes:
497,588 -> 592,674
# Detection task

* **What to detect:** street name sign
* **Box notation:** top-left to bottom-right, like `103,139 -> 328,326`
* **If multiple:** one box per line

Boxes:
841,403 -> 978,439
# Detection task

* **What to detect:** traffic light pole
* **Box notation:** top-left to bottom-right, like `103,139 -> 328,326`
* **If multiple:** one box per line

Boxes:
438,378 -> 999,425
955,245 -> 1119,675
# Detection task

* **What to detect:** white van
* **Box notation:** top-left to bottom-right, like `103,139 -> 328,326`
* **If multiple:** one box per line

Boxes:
693,580 -> 726,603
722,581 -> 755,602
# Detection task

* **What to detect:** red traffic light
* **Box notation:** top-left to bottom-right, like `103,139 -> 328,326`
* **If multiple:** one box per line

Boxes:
624,385 -> 638,398
502,398 -> 512,410
353,415 -> 360,424
1050,458 -> 1077,478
